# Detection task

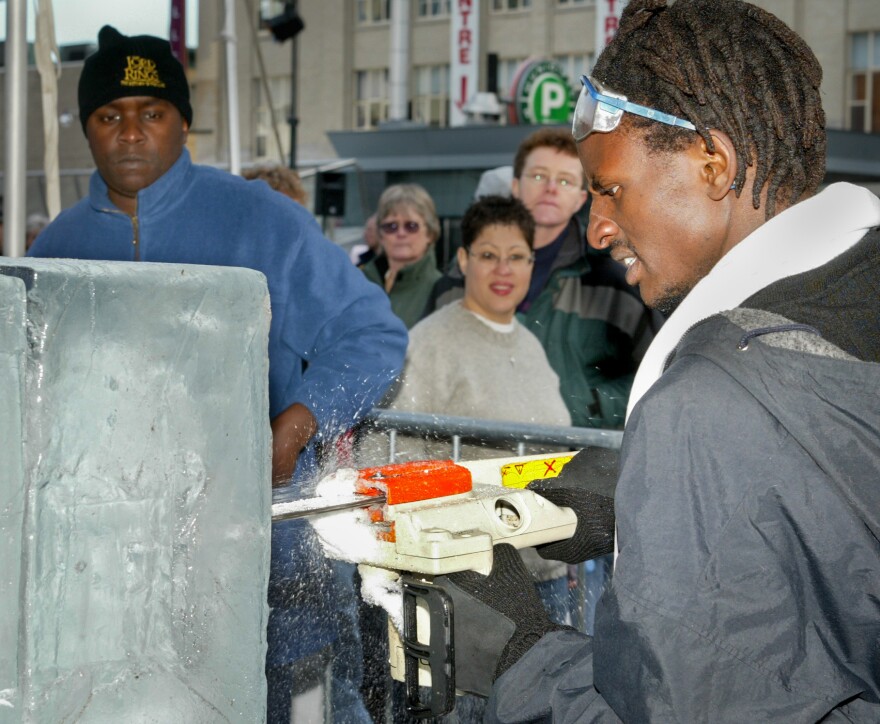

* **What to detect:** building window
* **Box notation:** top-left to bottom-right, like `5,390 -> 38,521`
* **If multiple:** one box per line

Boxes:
417,0 -> 451,17
413,65 -> 449,126
557,0 -> 594,5
849,32 -> 880,134
253,77 -> 291,161
355,69 -> 390,129
357,0 -> 391,24
492,0 -> 531,11
554,53 -> 595,91
496,57 -> 528,98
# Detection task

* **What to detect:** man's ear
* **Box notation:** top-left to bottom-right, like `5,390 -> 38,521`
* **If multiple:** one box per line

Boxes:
457,246 -> 469,275
510,177 -> 521,199
698,129 -> 737,201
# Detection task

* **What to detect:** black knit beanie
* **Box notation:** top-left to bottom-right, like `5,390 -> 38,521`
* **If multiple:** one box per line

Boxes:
78,25 -> 192,134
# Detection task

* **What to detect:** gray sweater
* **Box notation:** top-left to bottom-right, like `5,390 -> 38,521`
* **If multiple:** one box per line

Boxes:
386,301 -> 572,582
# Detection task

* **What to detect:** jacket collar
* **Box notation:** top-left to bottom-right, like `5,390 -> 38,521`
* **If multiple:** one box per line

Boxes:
373,249 -> 438,281
549,218 -> 586,272
89,148 -> 194,217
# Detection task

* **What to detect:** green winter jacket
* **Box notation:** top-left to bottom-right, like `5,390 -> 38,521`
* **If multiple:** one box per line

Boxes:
362,250 -> 442,329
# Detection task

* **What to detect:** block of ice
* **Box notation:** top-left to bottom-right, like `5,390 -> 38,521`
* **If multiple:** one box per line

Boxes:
0,259 -> 272,723
0,273 -> 27,715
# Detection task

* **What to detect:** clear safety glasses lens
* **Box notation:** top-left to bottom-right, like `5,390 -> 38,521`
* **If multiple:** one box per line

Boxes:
572,75 -> 625,142
572,74 -> 697,142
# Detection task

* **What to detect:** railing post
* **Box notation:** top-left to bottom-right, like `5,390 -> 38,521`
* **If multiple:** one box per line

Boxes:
388,428 -> 397,463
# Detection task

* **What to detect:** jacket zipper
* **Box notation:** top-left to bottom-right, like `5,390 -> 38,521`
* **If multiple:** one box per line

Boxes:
131,214 -> 140,261
98,206 -> 140,260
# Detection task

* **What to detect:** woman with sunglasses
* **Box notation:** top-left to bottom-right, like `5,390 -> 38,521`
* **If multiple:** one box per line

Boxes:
361,183 -> 442,328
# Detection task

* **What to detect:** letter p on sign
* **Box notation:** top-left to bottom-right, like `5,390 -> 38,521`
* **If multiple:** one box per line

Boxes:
542,83 -> 567,115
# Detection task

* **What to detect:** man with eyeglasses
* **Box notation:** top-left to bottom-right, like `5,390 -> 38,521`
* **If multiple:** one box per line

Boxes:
430,1 -> 880,721
427,127 -> 660,431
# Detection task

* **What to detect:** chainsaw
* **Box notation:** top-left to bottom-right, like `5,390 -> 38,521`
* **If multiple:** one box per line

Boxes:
271,455 -> 577,718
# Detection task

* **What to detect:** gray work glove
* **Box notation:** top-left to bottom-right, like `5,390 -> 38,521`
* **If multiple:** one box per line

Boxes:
436,543 -> 572,696
527,449 -> 616,564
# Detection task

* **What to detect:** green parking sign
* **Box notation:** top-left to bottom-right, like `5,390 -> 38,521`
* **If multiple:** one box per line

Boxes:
512,60 -> 573,125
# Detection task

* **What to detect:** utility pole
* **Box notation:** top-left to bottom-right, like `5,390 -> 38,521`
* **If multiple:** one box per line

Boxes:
4,0 -> 28,257
289,3 -> 298,170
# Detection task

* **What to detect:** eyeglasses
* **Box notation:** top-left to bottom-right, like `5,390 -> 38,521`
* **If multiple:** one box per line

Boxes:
379,220 -> 421,235
520,172 -> 583,192
468,250 -> 535,269
572,74 -> 696,142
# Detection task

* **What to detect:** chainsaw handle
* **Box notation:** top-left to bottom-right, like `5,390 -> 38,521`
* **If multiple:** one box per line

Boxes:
401,576 -> 456,718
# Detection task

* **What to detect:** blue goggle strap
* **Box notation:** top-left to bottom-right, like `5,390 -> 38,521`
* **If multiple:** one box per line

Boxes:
596,94 -> 697,131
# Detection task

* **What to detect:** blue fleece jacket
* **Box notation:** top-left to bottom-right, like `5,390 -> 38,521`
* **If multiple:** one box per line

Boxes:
29,149 -> 408,481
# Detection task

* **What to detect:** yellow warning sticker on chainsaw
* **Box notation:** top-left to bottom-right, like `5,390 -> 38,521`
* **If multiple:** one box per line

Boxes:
501,455 -> 574,489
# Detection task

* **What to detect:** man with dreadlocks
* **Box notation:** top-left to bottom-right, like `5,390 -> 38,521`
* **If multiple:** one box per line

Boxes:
428,1 -> 880,721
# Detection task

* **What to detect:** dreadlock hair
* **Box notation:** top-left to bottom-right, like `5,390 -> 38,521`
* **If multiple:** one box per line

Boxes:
592,0 -> 825,218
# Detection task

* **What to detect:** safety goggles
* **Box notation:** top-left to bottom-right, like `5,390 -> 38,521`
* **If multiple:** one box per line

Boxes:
572,74 -> 696,142
379,220 -> 421,235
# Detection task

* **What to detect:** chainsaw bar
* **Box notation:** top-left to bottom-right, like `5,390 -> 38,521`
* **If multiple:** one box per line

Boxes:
270,493 -> 387,522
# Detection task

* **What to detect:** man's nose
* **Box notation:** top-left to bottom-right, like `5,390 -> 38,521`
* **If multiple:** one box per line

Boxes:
587,206 -> 619,250
118,116 -> 146,143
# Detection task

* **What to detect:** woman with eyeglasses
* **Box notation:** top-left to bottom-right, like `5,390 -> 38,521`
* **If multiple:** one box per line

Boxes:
360,183 -> 443,328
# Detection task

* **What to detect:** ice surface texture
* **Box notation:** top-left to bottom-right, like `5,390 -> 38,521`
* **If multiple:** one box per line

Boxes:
0,260 -> 272,723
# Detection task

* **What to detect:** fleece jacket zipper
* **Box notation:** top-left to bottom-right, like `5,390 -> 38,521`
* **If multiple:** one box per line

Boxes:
131,214 -> 140,260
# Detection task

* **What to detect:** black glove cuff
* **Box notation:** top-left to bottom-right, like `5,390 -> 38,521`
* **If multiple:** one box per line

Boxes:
496,623 -> 573,678
441,544 -> 570,690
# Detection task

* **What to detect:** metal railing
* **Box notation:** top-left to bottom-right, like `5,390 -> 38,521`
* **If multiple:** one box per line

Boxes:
363,408 -> 624,462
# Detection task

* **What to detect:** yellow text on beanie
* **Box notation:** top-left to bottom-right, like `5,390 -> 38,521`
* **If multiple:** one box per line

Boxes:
78,25 -> 192,133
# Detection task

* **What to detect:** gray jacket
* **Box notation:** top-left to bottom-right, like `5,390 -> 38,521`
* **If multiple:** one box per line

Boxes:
487,231 -> 880,721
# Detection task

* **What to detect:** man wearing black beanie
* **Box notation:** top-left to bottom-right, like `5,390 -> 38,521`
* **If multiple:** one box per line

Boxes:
78,25 -> 193,134
65,25 -> 193,217
29,24 -> 406,724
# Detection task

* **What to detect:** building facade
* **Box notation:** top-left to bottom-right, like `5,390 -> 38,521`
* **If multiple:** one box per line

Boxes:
1,0 -> 879,218
188,0 -> 880,168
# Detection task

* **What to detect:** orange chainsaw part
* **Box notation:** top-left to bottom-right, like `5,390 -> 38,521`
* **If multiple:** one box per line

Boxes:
356,460 -> 472,505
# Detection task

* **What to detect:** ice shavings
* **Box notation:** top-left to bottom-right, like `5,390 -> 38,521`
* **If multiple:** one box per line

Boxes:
359,564 -> 404,635
310,468 -> 382,563
272,467 -> 368,517
315,467 -> 360,498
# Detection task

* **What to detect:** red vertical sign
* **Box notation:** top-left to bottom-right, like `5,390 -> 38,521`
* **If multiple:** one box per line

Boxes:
450,0 -> 479,127
595,0 -> 627,59
170,0 -> 187,70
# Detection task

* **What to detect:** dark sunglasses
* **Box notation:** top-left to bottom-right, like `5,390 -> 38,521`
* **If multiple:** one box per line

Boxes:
379,220 -> 421,235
